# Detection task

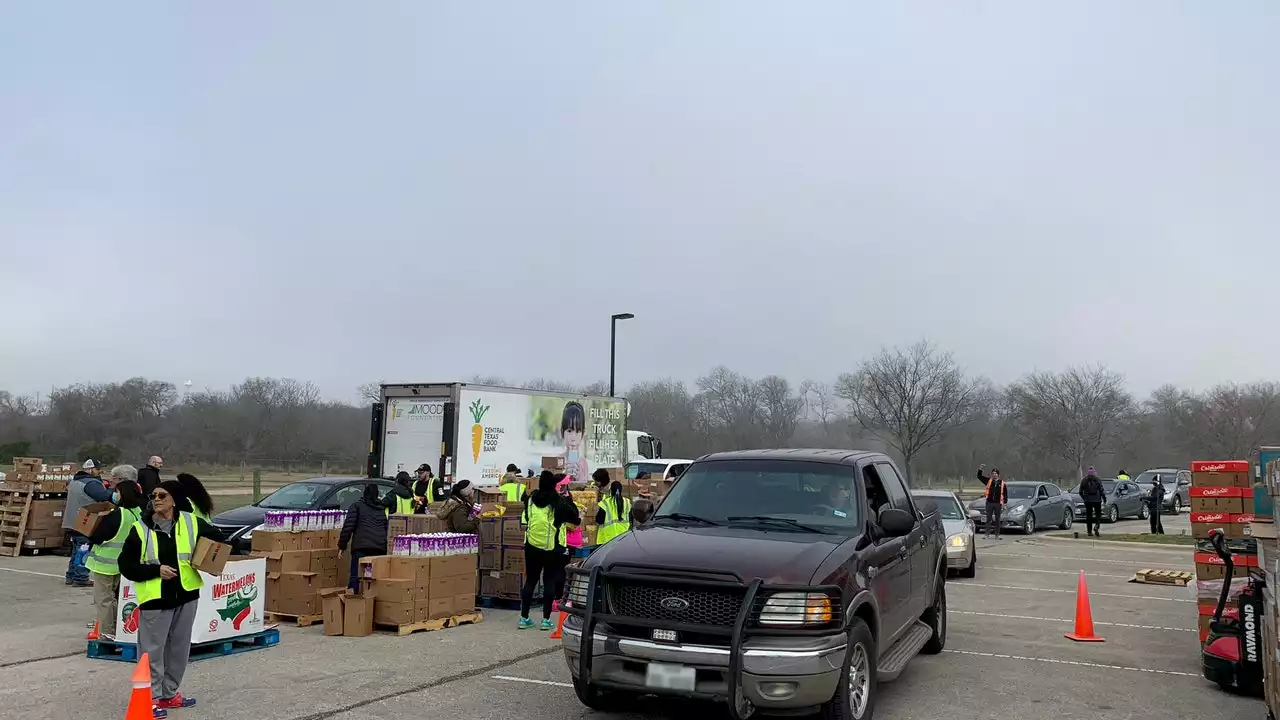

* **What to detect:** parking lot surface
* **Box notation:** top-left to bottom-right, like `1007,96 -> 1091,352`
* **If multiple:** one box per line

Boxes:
0,517 -> 1259,720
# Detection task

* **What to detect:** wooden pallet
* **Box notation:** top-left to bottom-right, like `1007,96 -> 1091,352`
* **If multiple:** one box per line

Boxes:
0,487 -> 36,557
86,628 -> 280,663
376,611 -> 483,636
266,611 -> 324,627
1130,569 -> 1194,586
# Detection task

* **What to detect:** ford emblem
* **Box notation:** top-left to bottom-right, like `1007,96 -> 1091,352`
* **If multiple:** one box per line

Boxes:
660,596 -> 690,611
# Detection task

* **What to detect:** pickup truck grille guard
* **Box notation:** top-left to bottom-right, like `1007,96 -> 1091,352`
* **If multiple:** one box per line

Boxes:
564,563 -> 844,719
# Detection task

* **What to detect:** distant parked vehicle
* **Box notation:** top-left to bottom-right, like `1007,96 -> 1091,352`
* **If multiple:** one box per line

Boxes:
913,489 -> 977,577
966,481 -> 1074,535
1134,468 -> 1191,514
1067,478 -> 1148,523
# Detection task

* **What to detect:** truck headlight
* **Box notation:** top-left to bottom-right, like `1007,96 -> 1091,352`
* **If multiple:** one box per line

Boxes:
564,573 -> 590,609
757,592 -> 833,626
947,533 -> 968,547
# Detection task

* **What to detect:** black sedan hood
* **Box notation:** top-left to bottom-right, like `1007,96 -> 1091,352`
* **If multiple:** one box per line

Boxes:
211,503 -> 265,527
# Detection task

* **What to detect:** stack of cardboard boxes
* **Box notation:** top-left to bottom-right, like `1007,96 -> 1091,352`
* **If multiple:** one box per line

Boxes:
358,552 -> 477,629
478,512 -> 530,600
387,514 -> 449,553
1249,455 -> 1280,715
1,458 -> 74,556
251,529 -> 344,620
1189,460 -> 1257,642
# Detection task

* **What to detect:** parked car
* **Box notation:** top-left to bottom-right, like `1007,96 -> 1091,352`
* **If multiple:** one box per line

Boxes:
211,476 -> 394,553
1066,478 -> 1149,523
559,449 -> 947,719
1134,468 -> 1191,514
966,481 -> 1074,534
913,490 -> 976,577
624,458 -> 693,482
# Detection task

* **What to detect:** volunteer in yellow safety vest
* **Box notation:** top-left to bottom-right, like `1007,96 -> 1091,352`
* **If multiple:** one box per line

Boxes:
1117,470 -> 1130,482
85,469 -> 145,638
498,464 -> 526,503
517,471 -> 580,630
413,464 -> 440,512
384,471 -> 417,516
118,480 -> 224,713
594,481 -> 632,545
175,472 -> 215,523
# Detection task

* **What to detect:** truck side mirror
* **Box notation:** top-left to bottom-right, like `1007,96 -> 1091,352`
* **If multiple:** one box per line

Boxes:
878,508 -> 915,537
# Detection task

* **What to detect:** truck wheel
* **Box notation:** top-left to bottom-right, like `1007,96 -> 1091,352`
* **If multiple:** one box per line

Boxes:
822,618 -> 877,720
572,675 -> 630,711
921,576 -> 947,654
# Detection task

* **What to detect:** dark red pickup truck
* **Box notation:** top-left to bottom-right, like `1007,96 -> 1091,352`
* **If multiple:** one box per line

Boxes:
559,449 -> 947,720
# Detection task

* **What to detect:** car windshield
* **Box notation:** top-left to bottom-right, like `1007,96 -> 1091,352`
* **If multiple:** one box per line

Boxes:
655,459 -> 860,533
1005,484 -> 1036,499
257,482 -> 328,510
626,462 -> 668,480
913,494 -> 964,520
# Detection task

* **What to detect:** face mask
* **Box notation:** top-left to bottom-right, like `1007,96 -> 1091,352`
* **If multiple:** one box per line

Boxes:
111,491 -> 120,504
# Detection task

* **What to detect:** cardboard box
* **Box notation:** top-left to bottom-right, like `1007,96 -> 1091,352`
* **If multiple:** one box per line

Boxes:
501,518 -> 525,545
252,531 -> 303,553
373,600 -> 415,626
429,554 -> 477,579
191,538 -> 231,575
502,546 -> 525,573
426,597 -> 453,619
1190,486 -> 1252,514
479,518 -> 502,544
72,502 -> 115,536
479,569 -> 523,598
1191,460 -> 1251,489
389,556 -> 432,583
252,550 -> 313,574
542,455 -> 566,471
320,587 -> 348,635
372,578 -> 416,604
359,555 -> 394,580
345,593 -> 374,636
1191,512 -> 1254,539
453,592 -> 475,613
479,544 -> 502,571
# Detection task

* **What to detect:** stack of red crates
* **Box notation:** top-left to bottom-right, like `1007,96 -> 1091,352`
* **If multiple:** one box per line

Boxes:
1188,460 -> 1257,642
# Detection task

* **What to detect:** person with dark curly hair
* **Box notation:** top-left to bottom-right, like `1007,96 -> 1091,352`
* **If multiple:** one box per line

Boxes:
174,473 -> 214,522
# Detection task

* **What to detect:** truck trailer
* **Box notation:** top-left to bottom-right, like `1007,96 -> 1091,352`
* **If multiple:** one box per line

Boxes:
367,382 -> 662,487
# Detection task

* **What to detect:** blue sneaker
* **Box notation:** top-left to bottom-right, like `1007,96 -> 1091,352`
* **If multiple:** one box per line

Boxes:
539,618 -> 554,631
518,617 -> 534,629
152,707 -> 168,719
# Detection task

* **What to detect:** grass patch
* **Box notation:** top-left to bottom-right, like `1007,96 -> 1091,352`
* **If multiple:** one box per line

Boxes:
1045,531 -> 1197,546
208,494 -> 257,516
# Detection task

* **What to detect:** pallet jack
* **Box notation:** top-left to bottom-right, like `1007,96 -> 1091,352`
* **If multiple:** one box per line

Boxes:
1202,528 -> 1264,696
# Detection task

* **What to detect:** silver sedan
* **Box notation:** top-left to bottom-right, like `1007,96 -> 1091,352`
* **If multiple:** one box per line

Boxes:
912,489 -> 976,578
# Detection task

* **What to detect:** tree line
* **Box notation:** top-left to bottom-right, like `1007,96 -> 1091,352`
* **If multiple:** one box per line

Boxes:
3,341 -> 1277,485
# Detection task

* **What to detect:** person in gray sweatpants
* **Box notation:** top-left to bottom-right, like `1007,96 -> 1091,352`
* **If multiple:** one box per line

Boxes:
119,480 -> 222,718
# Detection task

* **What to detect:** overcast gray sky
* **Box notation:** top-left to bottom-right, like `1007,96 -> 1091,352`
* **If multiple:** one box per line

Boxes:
3,2 -> 1277,402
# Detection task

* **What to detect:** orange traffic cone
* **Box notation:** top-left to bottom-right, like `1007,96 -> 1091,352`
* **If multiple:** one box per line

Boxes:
549,610 -> 567,640
87,620 -> 100,640
124,652 -> 153,720
1064,571 -> 1105,642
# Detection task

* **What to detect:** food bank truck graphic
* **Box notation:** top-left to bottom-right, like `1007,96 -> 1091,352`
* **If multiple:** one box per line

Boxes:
116,557 -> 266,644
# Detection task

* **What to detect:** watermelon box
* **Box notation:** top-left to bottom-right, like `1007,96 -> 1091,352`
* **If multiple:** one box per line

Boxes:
116,556 -> 266,645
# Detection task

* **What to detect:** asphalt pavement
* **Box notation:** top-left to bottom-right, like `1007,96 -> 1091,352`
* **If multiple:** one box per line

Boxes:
0,523 -> 1262,720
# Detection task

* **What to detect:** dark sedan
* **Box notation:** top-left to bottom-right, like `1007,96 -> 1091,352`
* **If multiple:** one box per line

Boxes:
1134,468 -> 1191,514
211,476 -> 394,553
1066,478 -> 1148,523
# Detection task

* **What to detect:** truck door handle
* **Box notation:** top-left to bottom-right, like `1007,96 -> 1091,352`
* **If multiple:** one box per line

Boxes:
898,548 -> 908,560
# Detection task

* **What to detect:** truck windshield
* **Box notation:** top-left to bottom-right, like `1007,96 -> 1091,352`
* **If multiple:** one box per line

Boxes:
656,459 -> 860,533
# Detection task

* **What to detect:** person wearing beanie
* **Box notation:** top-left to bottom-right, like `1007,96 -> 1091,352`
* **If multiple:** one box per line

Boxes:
1078,466 -> 1107,537
383,471 -> 416,516
499,464 -> 526,503
518,471 -> 575,630
435,479 -> 480,533
118,480 -> 223,716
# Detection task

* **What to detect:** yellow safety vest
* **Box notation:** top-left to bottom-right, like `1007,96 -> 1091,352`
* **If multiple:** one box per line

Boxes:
1117,474 -> 1130,482
132,511 -> 203,605
385,494 -> 416,516
596,496 -> 632,546
192,508 -> 210,523
85,507 -> 142,576
523,503 -> 556,551
499,482 -> 524,503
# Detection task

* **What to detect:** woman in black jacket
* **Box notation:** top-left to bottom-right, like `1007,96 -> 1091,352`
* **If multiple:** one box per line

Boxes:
339,484 -> 389,592
118,480 -> 223,712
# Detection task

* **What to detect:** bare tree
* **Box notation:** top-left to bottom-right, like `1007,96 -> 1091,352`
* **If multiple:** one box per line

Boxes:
835,341 -> 983,485
757,375 -> 804,446
799,380 -> 840,441
1005,365 -> 1136,479
356,381 -> 382,404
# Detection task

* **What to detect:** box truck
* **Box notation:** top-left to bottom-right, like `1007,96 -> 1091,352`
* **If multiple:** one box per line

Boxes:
367,383 -> 662,486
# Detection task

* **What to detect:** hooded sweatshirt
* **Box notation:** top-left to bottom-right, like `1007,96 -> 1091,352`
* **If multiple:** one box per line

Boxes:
1079,473 -> 1106,503
340,494 -> 389,553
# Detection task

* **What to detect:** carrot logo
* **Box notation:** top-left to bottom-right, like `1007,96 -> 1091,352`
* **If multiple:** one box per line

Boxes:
469,399 -> 491,463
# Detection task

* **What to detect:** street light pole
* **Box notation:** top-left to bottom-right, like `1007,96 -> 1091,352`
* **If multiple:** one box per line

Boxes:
609,313 -> 635,397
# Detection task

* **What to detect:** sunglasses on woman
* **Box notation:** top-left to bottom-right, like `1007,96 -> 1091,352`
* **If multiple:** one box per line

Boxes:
151,491 -> 170,500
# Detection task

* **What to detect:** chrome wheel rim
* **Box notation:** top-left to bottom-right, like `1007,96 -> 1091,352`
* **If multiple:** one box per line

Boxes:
1063,511 -> 1073,529
1174,498 -> 1181,513
1024,514 -> 1034,534
848,643 -> 870,719
1109,506 -> 1118,522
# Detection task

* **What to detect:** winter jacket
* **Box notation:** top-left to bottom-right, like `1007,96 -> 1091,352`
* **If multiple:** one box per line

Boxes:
381,482 -> 414,514
62,471 -> 112,531
137,465 -> 162,497
983,476 -> 1007,505
118,512 -> 223,610
1147,482 -> 1165,509
434,496 -> 479,534
1079,475 -> 1106,503
340,498 -> 390,553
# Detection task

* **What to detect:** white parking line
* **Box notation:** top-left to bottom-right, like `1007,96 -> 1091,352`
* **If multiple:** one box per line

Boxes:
982,566 -> 1131,579
0,566 -> 64,579
982,552 -> 1191,569
952,610 -> 1194,633
953,582 -> 1193,602
943,649 -> 1199,677
492,675 -> 573,688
